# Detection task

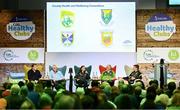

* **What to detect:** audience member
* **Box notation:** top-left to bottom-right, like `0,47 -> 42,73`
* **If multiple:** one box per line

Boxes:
27,82 -> 40,108
165,82 -> 176,98
5,84 -> 25,109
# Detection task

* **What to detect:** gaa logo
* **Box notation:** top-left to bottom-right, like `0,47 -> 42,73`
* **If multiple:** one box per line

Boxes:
28,50 -> 39,61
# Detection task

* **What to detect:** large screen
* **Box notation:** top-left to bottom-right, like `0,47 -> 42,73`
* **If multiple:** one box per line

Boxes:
169,0 -> 180,5
47,2 -> 135,52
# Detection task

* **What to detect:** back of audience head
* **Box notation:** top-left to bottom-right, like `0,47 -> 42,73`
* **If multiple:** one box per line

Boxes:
91,80 -> 100,87
168,82 -> 176,92
107,80 -> 115,87
34,83 -> 43,94
27,82 -> 34,91
149,79 -> 159,88
18,81 -> 25,88
155,94 -> 169,107
146,86 -> 156,100
103,85 -> 112,97
115,94 -> 132,109
39,93 -> 53,109
135,80 -> 145,89
81,95 -> 94,109
134,86 -> 142,96
20,86 -> 28,97
20,100 -> 35,109
3,82 -> 12,90
54,95 -> 75,109
10,84 -> 20,95
76,87 -> 85,97
100,81 -> 110,89
120,84 -> 130,94
171,93 -> 180,106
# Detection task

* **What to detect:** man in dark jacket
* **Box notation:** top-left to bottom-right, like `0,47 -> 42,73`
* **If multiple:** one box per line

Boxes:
128,65 -> 142,84
28,64 -> 42,81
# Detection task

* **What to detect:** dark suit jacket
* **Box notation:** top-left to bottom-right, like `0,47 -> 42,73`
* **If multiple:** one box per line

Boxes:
28,69 -> 42,81
74,72 -> 90,87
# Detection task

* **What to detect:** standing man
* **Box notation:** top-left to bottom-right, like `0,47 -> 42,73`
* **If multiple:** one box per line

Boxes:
28,64 -> 42,81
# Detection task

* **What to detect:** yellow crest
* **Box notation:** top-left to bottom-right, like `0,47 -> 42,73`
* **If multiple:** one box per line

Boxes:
101,32 -> 113,47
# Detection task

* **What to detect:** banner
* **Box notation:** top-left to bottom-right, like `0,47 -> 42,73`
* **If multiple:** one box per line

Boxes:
0,48 -> 44,63
7,16 -> 35,40
145,13 -> 176,41
137,48 -> 180,63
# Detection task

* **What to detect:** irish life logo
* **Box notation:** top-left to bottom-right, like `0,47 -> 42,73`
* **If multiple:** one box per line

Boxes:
28,50 -> 39,61
145,13 -> 176,41
7,16 -> 35,40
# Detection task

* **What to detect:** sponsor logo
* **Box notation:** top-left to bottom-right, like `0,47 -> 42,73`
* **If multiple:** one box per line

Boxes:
28,50 -> 39,61
122,40 -> 133,46
61,31 -> 74,46
7,16 -> 35,40
101,31 -> 113,47
60,10 -> 75,28
143,49 -> 159,61
101,9 -> 112,25
145,13 -> 176,41
3,50 -> 18,61
168,50 -> 179,61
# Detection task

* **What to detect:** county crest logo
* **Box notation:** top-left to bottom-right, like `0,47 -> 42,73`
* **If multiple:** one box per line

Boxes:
101,31 -> 113,47
101,9 -> 112,25
60,10 -> 75,28
61,32 -> 74,46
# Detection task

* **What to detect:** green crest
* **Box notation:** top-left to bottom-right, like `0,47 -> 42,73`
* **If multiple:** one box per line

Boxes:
168,50 -> 179,61
61,10 -> 75,28
28,50 -> 39,61
101,9 -> 112,24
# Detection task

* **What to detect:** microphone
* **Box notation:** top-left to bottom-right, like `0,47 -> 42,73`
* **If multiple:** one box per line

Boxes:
85,70 -> 88,74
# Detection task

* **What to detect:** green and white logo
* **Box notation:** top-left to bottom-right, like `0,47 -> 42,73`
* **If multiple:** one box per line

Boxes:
168,50 -> 179,61
60,10 -> 75,28
28,50 -> 39,61
101,9 -> 112,25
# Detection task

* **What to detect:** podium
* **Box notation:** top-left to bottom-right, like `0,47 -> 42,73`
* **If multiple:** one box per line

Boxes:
154,64 -> 168,88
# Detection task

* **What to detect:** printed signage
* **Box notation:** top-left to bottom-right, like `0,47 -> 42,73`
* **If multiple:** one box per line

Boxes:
7,16 -> 35,40
145,13 -> 176,41
137,48 -> 180,63
0,48 -> 44,63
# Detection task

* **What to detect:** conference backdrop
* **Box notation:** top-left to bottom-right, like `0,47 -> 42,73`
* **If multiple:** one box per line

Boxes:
137,9 -> 180,85
0,10 -> 44,47
46,52 -> 136,79
0,10 -> 44,83
47,2 -> 136,52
